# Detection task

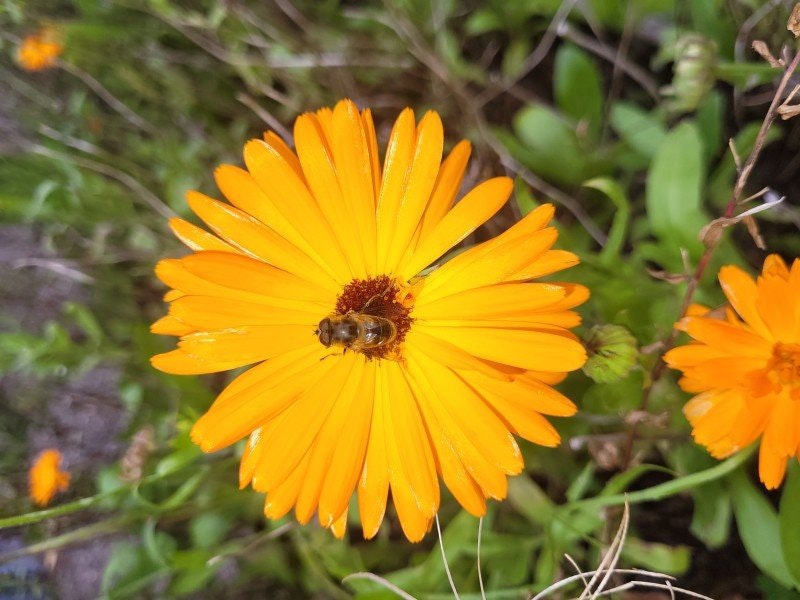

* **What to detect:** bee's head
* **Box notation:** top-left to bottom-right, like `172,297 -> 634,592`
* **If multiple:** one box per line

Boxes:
316,317 -> 332,347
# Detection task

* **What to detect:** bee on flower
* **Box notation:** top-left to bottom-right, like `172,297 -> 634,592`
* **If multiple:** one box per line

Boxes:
665,255 -> 800,489
151,99 -> 588,541
28,448 -> 70,506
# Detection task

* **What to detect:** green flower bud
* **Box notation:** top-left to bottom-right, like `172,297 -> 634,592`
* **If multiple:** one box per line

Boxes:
583,325 -> 638,384
663,34 -> 717,113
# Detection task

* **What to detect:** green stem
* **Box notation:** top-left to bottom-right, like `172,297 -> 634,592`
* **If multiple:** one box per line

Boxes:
0,514 -> 135,562
563,444 -> 757,514
0,490 -> 120,529
0,457 -> 231,529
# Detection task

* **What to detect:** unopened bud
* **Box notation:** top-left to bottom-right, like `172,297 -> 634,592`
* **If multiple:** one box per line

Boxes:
582,325 -> 638,384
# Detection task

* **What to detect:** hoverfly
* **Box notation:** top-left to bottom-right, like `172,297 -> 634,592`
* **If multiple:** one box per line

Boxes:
315,312 -> 397,352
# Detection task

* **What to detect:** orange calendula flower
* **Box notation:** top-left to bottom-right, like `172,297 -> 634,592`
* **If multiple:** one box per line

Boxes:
16,27 -> 63,72
28,449 -> 70,506
152,99 -> 588,541
665,254 -> 800,489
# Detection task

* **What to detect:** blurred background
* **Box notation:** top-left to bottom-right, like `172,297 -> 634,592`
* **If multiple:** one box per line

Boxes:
1,0 -> 800,598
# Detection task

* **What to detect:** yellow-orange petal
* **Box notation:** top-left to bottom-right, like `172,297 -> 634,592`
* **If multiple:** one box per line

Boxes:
361,109 -> 381,200
376,108 -> 417,271
681,318 -> 773,358
249,417 -> 288,493
169,217 -> 236,252
415,282 -> 566,321
405,329 -> 512,381
214,165 -> 317,262
755,266 -> 798,343
177,325 -> 314,368
664,343 -> 728,368
294,113 -> 366,276
191,344 -> 328,452
759,449 -> 789,490
318,363 -> 375,526
482,392 -> 561,446
382,111 -> 444,272
422,228 -> 559,303
413,396 -> 487,516
762,254 -> 790,279
185,195 -> 339,295
150,315 -> 195,337
295,357 -> 368,525
417,323 -> 586,373
256,355 -> 359,491
264,451 -> 311,519
239,428 -> 264,489
358,364 -> 390,539
169,295 -> 318,330
151,349 -> 247,375
243,139 -> 352,282
384,362 -> 440,515
718,265 -> 772,341
179,251 -> 334,309
760,394 -> 800,472
331,99 -> 377,275
264,131 -> 306,182
329,507 -> 349,539
409,358 -> 523,475
419,140 -> 472,238
406,356 -> 508,499
468,370 -> 577,417
398,176 -> 512,280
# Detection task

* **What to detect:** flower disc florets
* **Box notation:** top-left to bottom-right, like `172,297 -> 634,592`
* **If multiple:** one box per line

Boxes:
332,275 -> 413,359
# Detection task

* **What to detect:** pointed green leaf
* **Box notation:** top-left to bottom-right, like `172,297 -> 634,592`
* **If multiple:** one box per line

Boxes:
554,44 -> 603,138
729,469 -> 795,588
645,121 -> 708,256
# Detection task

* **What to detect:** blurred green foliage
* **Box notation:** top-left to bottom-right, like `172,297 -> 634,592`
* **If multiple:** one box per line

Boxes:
2,0 -> 800,598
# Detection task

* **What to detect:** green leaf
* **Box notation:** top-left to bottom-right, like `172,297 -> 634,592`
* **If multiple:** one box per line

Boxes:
583,177 -> 630,264
507,475 -> 555,525
779,462 -> 800,588
501,37 -> 531,79
514,177 -> 540,216
190,512 -> 233,550
589,0 -> 674,29
729,469 -> 795,588
610,102 -> 667,159
582,369 -> 644,412
696,90 -> 725,161
554,44 -> 604,138
508,105 -> 587,186
690,480 -> 731,548
715,62 -> 782,88
645,120 -> 707,256
620,538 -> 691,575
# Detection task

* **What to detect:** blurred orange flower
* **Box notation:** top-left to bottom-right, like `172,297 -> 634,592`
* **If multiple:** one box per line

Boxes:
16,27 -> 63,71
28,449 -> 70,506
665,254 -> 800,489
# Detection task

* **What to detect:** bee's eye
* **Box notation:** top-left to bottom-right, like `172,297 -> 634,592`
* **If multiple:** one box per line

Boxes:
318,318 -> 332,347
